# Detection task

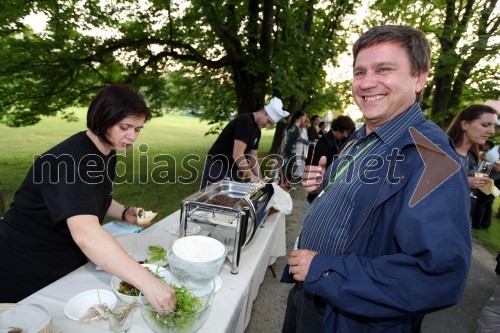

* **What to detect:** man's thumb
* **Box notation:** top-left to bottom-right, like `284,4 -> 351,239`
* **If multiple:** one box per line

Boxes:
319,156 -> 327,168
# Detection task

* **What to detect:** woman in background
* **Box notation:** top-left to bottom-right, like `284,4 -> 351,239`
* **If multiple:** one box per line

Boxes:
446,104 -> 497,229
0,84 -> 176,311
293,117 -> 312,178
282,111 -> 314,183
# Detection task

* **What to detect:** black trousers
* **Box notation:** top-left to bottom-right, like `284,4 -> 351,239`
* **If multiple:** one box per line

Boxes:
282,282 -> 325,333
472,190 -> 495,229
281,282 -> 424,333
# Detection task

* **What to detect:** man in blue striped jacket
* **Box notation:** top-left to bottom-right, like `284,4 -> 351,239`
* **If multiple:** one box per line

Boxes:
281,25 -> 471,333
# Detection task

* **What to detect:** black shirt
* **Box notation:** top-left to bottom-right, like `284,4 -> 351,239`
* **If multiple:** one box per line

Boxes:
307,125 -> 320,142
207,113 -> 260,165
307,130 -> 343,203
311,130 -> 342,169
0,131 -> 116,302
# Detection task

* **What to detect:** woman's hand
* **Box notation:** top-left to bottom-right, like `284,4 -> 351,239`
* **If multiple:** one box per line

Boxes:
469,176 -> 490,189
68,216 -> 175,311
140,275 -> 177,312
122,206 -> 139,224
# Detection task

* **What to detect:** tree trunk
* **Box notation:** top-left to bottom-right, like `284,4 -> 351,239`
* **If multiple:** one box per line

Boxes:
268,97 -> 302,153
270,121 -> 287,154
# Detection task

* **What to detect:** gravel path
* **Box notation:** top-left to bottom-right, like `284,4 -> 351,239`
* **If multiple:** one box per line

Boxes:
245,186 -> 498,333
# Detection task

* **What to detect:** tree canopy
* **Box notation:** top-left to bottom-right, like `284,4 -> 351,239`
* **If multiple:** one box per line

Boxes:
0,0 -> 498,137
369,0 -> 499,127
0,0 -> 355,130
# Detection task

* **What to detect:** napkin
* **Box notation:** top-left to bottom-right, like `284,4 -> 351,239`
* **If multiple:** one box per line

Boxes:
478,179 -> 499,197
269,184 -> 293,215
102,221 -> 143,236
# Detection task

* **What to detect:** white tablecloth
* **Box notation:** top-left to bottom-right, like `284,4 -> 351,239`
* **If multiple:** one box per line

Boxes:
19,210 -> 286,333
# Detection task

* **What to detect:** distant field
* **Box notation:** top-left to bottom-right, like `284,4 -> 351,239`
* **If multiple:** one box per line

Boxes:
0,108 -> 275,219
2,109 -> 500,255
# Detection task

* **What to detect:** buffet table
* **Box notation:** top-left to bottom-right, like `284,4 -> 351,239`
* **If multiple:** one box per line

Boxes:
19,210 -> 286,332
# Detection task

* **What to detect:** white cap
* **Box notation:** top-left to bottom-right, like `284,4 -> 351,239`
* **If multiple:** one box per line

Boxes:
264,97 -> 289,123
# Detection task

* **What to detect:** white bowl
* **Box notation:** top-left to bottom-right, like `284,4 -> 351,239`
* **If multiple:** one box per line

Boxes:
168,249 -> 224,280
111,264 -> 171,303
172,236 -> 226,267
64,289 -> 117,321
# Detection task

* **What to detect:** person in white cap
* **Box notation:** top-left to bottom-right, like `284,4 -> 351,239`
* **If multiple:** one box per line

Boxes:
201,97 -> 289,188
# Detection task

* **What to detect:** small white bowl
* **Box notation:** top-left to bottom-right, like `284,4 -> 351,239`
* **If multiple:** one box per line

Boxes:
64,289 -> 117,321
111,264 -> 171,303
172,236 -> 226,267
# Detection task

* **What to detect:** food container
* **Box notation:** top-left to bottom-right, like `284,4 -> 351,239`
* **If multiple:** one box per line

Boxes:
0,304 -> 51,333
139,272 -> 215,333
179,179 -> 274,274
168,236 -> 226,280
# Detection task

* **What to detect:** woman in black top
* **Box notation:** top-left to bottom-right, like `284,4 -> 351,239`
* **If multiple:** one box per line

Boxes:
0,85 -> 176,311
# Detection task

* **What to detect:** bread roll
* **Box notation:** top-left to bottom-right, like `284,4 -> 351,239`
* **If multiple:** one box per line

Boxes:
137,207 -> 157,227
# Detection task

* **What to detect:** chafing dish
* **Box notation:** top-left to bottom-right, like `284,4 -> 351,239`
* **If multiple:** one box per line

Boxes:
179,179 -> 274,274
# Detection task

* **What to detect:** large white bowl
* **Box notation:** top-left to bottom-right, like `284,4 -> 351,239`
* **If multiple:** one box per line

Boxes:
111,264 -> 171,304
172,236 -> 226,267
64,289 -> 117,321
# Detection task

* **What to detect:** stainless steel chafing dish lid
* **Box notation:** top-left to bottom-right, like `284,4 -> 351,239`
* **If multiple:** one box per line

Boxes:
182,179 -> 274,244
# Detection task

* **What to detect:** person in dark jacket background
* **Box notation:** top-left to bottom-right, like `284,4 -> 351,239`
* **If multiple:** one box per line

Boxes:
307,115 -> 320,142
306,115 -> 355,203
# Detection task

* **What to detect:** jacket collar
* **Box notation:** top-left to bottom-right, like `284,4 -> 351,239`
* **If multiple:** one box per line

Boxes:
355,103 -> 426,147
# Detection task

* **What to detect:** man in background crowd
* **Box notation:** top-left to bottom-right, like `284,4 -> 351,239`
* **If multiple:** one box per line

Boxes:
306,115 -> 355,203
307,115 -> 320,142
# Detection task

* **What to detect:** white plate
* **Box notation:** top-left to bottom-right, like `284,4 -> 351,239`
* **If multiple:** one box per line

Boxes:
64,289 -> 117,321
165,220 -> 201,236
189,210 -> 211,223
213,276 -> 222,294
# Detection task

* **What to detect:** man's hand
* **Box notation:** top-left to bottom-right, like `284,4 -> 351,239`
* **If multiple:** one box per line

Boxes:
288,249 -> 318,281
302,156 -> 327,193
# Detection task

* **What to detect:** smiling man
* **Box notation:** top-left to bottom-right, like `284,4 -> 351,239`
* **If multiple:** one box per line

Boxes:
281,26 -> 472,333
201,97 -> 289,188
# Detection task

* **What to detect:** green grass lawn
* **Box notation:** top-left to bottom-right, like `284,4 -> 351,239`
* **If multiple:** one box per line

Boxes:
472,198 -> 500,254
0,108 -> 275,221
2,110 -> 500,255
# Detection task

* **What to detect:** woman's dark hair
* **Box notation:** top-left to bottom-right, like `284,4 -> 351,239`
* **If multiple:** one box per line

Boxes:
446,104 -> 497,157
287,111 -> 305,130
353,25 -> 430,102
87,84 -> 151,146
331,115 -> 356,134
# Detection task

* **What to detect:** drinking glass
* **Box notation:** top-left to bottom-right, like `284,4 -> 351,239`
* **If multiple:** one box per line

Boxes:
471,161 -> 493,198
108,302 -> 136,332
475,161 -> 493,178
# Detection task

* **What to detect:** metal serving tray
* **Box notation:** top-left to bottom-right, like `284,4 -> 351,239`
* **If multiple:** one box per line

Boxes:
179,179 -> 274,274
